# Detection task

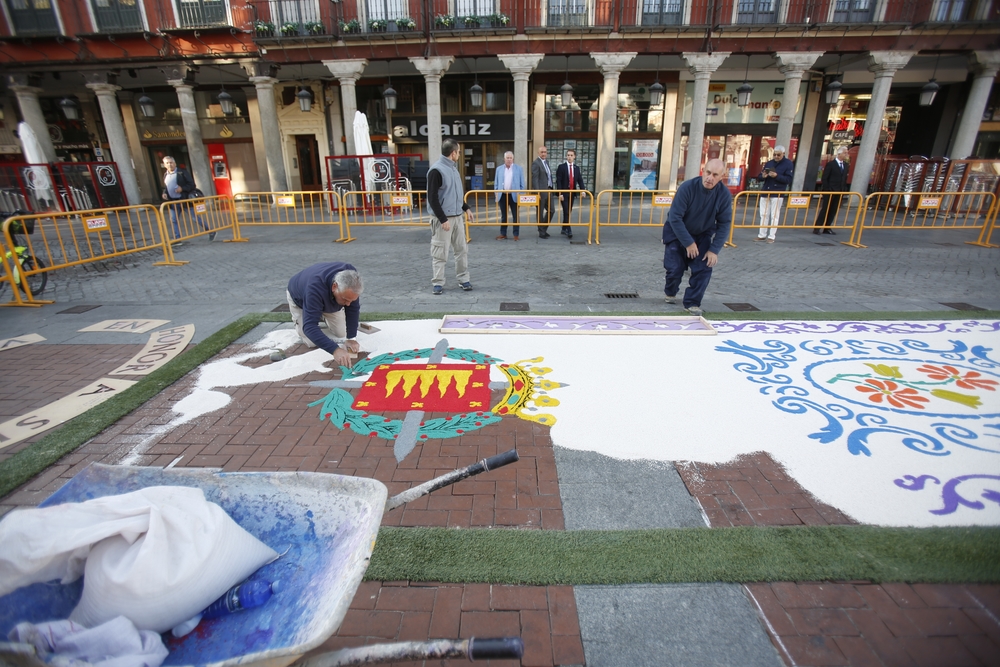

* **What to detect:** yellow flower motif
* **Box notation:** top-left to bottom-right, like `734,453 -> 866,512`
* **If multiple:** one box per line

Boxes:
534,395 -> 560,407
864,363 -> 903,379
537,379 -> 563,390
530,367 -> 552,376
930,389 -> 982,409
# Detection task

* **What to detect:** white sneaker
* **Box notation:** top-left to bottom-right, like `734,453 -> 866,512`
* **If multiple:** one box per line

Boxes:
664,294 -> 677,304
686,306 -> 704,316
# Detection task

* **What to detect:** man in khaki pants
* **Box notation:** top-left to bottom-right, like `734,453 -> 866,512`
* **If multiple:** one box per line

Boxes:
427,138 -> 475,294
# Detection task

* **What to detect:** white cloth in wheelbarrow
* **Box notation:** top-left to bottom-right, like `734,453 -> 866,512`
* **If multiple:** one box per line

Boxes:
0,486 -> 278,633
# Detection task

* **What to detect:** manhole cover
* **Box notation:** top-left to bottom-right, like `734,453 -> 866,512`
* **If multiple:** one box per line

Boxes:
58,305 -> 100,314
500,302 -> 529,312
604,292 -> 639,299
940,302 -> 986,311
724,303 -> 760,312
272,304 -> 290,312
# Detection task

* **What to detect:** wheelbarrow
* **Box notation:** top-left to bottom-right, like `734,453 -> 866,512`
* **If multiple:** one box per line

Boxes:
0,452 -> 523,667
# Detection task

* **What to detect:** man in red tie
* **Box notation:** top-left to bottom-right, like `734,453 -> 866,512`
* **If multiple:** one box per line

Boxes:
556,149 -> 585,239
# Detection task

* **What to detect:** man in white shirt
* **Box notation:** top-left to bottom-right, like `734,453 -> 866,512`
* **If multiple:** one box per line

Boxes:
493,151 -> 525,240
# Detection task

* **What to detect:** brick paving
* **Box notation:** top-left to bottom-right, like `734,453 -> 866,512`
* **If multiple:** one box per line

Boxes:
676,453 -> 1000,667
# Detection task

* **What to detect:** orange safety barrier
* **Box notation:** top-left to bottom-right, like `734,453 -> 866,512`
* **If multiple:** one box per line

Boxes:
464,189 -> 593,243
594,190 -> 675,244
340,190 -> 428,243
848,191 -> 998,248
1,205 -> 173,306
0,233 -> 34,307
728,191 -> 864,247
233,191 -> 345,241
161,194 -> 244,263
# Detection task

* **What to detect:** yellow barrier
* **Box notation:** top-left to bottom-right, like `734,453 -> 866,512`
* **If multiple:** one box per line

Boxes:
848,191 -> 998,248
464,189 -> 593,243
161,195 -> 244,263
971,205 -> 1000,248
340,190 -> 428,243
1,205 -> 173,305
594,190 -> 675,244
0,233 -> 33,307
728,191 -> 863,248
233,191 -> 344,241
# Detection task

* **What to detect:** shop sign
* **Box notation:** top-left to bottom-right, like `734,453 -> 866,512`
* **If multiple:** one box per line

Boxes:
391,114 -> 516,142
629,139 -> 659,190
142,128 -> 186,139
683,82 -> 807,124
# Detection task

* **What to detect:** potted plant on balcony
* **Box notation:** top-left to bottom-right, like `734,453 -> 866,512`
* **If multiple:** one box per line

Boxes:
280,22 -> 299,36
434,14 -> 455,29
368,18 -> 388,32
254,20 -> 275,36
305,21 -> 324,35
395,16 -> 416,31
338,18 -> 361,33
462,15 -> 482,28
489,12 -> 510,27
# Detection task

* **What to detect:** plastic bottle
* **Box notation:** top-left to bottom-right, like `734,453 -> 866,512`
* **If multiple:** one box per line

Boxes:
202,580 -> 280,619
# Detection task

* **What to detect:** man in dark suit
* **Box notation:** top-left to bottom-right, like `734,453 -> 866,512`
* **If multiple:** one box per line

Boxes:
815,146 -> 850,235
530,145 -> 553,238
556,148 -> 585,239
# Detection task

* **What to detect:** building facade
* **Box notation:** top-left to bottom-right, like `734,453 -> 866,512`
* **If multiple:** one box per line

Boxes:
0,0 -> 997,204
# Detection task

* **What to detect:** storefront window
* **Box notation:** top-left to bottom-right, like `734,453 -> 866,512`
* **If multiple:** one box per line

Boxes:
545,94 -> 598,133
617,85 -> 664,133
485,81 -> 510,111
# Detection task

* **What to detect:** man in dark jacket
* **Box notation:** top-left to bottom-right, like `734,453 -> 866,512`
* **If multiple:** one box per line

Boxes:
286,262 -> 363,368
161,156 -> 213,242
555,149 -> 585,239
815,146 -> 850,235
530,145 -> 554,238
755,145 -> 794,243
662,159 -> 732,316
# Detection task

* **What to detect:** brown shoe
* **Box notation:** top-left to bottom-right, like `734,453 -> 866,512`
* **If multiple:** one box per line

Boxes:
496,235 -> 507,240
513,236 -> 519,241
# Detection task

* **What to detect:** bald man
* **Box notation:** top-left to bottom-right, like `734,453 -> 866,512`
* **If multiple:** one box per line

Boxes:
661,159 -> 732,316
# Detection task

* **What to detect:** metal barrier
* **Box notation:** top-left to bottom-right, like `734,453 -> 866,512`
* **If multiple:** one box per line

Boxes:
728,191 -> 863,248
848,191 -> 998,248
161,195 -> 245,260
972,207 -> 1000,248
340,190 -> 428,243
464,189 -> 593,243
0,234 -> 33,307
594,190 -> 675,244
1,205 -> 172,306
233,191 -> 344,240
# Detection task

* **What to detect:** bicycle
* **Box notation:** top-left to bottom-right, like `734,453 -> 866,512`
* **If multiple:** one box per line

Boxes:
0,210 -> 47,299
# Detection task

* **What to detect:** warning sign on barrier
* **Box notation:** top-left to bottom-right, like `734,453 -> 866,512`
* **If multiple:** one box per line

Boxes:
788,196 -> 810,208
653,195 -> 673,206
918,197 -> 941,209
84,216 -> 109,232
195,203 -> 207,214
276,195 -> 295,207
391,195 -> 412,207
518,194 -> 539,206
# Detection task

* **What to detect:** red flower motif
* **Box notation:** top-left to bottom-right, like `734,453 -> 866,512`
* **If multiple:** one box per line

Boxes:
917,364 -> 998,391
856,379 -> 930,409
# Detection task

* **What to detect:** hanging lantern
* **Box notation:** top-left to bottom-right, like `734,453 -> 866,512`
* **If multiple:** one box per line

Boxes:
60,97 -> 80,120
736,81 -> 754,107
297,86 -> 313,112
138,94 -> 156,118
825,78 -> 843,106
649,80 -> 665,107
383,84 -> 397,111
919,79 -> 940,106
469,82 -> 483,109
560,82 -> 573,108
217,89 -> 235,116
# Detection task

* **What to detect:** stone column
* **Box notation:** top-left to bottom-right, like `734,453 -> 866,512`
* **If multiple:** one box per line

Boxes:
8,79 -> 57,163
851,51 -> 915,195
950,50 -> 1000,159
774,52 -> 823,154
322,59 -> 368,156
249,76 -> 288,191
592,52 -> 637,194
498,54 -> 544,170
682,52 -> 730,177
118,92 -> 153,202
87,82 -> 142,205
167,80 -> 215,196
657,84 -> 679,191
409,56 -> 455,160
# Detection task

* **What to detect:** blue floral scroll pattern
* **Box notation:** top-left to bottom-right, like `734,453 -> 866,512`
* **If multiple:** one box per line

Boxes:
714,321 -> 1000,335
716,337 -> 1000,458
894,474 -> 1000,515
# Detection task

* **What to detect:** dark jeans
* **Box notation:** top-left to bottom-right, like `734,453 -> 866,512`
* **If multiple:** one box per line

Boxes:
663,232 -> 715,308
498,193 -> 519,236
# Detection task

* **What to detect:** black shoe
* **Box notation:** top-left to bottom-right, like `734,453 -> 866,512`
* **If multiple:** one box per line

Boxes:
539,232 -> 550,238
822,229 -> 836,235
813,229 -> 821,235
560,228 -> 570,236
566,234 -> 573,239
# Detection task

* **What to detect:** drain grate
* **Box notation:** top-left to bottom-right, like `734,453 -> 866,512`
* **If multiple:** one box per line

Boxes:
940,302 -> 986,311
271,304 -> 290,312
604,292 -> 639,299
58,305 -> 100,314
934,243 -> 957,247
814,242 -> 836,247
724,302 -> 760,312
500,302 -> 529,312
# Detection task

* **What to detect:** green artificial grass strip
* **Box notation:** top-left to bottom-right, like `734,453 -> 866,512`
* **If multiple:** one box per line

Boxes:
0,314 -> 274,499
366,525 -> 1000,585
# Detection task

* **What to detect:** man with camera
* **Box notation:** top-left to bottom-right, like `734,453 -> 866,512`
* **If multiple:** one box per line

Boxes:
755,145 -> 794,243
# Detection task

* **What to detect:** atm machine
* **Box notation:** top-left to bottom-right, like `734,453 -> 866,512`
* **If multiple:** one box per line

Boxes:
207,143 -> 232,198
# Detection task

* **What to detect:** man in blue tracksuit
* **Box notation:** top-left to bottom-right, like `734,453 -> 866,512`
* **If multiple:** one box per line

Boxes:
662,158 -> 732,316
286,262 -> 363,368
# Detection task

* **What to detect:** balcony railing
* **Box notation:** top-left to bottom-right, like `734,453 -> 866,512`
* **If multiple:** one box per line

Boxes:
6,0 -> 60,35
91,0 -> 144,33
